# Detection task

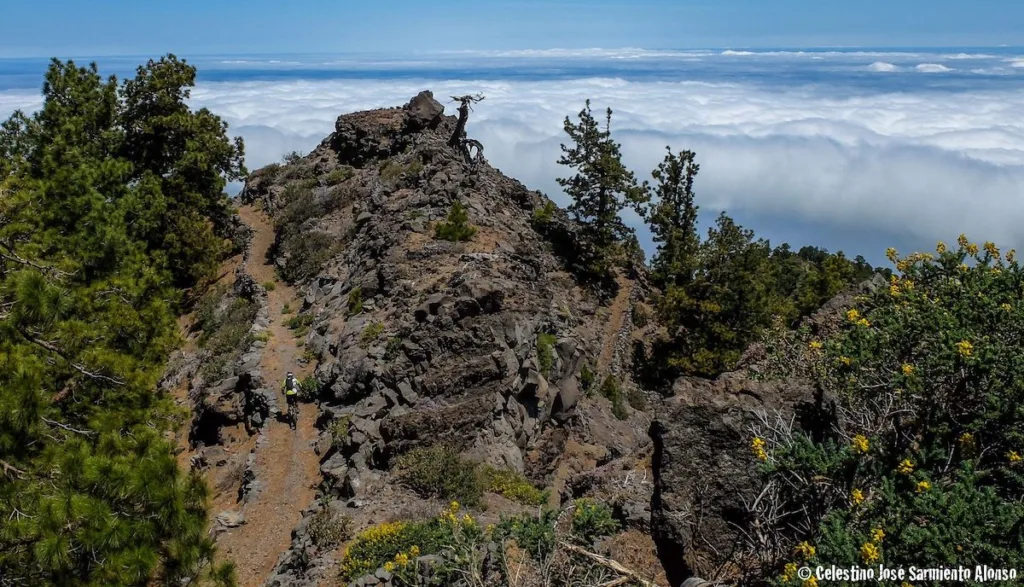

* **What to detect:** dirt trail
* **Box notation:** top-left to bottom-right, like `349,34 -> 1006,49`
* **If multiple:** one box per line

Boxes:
598,274 -> 635,373
215,205 -> 321,587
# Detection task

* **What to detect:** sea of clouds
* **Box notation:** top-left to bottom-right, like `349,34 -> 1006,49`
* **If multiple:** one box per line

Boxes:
2,49 -> 1023,262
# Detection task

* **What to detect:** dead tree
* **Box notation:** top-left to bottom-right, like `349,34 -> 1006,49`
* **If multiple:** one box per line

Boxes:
449,94 -> 486,165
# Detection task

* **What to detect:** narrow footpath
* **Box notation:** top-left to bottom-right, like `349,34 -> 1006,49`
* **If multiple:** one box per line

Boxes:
215,205 -> 321,587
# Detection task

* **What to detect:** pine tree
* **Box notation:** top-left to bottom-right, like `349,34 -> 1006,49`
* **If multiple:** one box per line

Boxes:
0,56 -> 240,586
556,101 -> 647,271
434,201 -> 478,242
647,146 -> 700,288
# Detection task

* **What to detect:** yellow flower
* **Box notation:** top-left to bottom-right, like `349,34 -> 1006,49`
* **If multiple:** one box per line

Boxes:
903,280 -> 914,290
752,437 -> 768,462
809,340 -> 823,350
897,459 -> 915,475
958,263 -> 969,272
936,241 -> 947,254
851,488 -> 865,505
846,308 -> 861,322
966,243 -> 979,256
861,541 -> 880,564
896,260 -> 911,273
871,528 -> 886,543
851,434 -> 870,454
958,233 -> 969,248
795,541 -> 816,558
1002,303 -> 1013,312
839,356 -> 852,366
886,247 -> 899,262
782,562 -> 799,582
1009,451 -> 1022,463
462,513 -> 474,525
916,480 -> 931,493
804,576 -> 819,587
1008,249 -> 1016,263
409,545 -> 420,557
449,501 -> 460,514
856,318 -> 871,328
959,432 -> 975,449
902,582 -> 914,587
957,340 -> 974,357
984,242 -> 1000,258
901,364 -> 915,376
889,284 -> 901,297
383,562 -> 395,572
394,552 -> 410,566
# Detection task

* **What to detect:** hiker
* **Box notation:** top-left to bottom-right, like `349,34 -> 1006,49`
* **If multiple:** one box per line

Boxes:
283,371 -> 299,429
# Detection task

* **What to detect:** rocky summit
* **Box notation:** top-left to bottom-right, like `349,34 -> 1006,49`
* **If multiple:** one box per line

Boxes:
167,91 -> 867,587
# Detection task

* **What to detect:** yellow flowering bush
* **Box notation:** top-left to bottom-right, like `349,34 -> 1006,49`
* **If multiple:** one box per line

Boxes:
751,237 -> 1024,582
752,437 -> 769,461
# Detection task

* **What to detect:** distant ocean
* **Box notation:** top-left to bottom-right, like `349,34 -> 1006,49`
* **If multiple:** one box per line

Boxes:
3,48 -> 1024,263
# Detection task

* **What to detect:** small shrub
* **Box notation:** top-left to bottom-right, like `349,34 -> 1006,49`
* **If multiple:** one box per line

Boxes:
395,445 -> 485,507
631,302 -> 652,328
536,332 -> 557,377
434,201 -> 477,243
359,322 -> 384,348
494,511 -> 558,561
324,166 -> 353,186
339,503 -> 481,582
579,363 -> 596,395
254,330 -> 272,343
298,375 -> 320,401
282,303 -> 293,315
285,313 -> 314,333
261,162 -> 282,177
282,150 -> 303,164
301,348 -> 318,365
280,231 -> 340,283
262,280 -> 276,292
196,290 -> 259,380
347,287 -> 363,316
306,507 -> 351,549
329,415 -> 351,449
626,387 -> 647,412
597,375 -> 628,420
384,337 -> 403,361
571,499 -> 620,545
483,467 -> 548,506
531,201 -> 557,229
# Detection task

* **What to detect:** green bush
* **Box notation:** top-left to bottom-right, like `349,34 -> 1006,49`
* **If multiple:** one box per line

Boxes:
359,322 -> 385,348
307,507 -> 351,549
330,415 -> 351,449
262,280 -> 276,291
598,375 -> 628,420
280,231 -> 340,283
750,238 -> 1024,584
579,363 -> 596,395
626,387 -> 647,412
347,287 -> 364,316
282,302 -> 293,315
282,150 -> 304,164
536,332 -> 557,377
570,499 -> 620,545
483,467 -> 549,506
298,375 -> 320,400
395,445 -> 485,507
325,166 -> 354,186
384,336 -> 403,361
531,201 -> 557,229
285,312 -> 314,338
494,511 -> 558,560
339,502 -> 482,582
197,291 -> 259,380
434,201 -> 478,242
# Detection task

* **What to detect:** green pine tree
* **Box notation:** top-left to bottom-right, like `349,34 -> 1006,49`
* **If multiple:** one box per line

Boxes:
434,200 -> 478,242
0,56 -> 241,587
647,146 -> 700,288
556,101 -> 648,272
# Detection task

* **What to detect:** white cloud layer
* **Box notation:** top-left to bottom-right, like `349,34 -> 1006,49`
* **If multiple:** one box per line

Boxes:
3,72 -> 1024,262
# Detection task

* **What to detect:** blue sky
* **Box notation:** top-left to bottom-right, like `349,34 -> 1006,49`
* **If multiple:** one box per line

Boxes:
3,0 -> 1024,57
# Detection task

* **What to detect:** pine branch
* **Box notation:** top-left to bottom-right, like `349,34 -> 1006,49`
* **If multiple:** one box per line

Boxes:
1,459 -> 26,479
0,240 -> 71,279
16,327 -> 126,386
41,417 -> 95,436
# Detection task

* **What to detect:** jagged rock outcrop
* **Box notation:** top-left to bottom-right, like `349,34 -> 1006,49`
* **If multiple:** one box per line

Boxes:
239,92 -> 653,585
